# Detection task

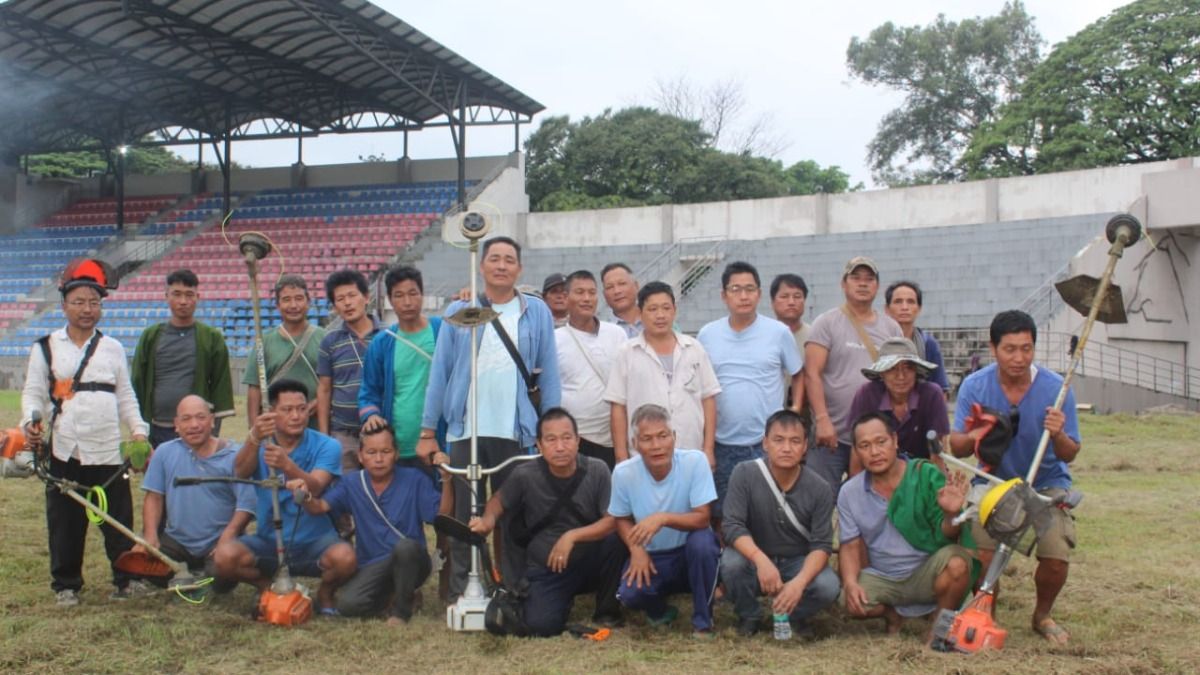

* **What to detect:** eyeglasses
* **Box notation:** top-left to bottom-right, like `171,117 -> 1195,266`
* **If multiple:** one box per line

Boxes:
66,300 -> 102,309
724,285 -> 759,295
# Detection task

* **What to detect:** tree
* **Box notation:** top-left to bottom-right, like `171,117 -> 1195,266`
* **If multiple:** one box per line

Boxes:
963,0 -> 1200,177
651,75 -> 790,157
27,141 -> 196,178
523,107 -> 856,212
847,1 -> 1042,186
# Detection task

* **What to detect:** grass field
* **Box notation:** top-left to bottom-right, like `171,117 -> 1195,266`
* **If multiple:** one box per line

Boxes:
1,396 -> 1197,674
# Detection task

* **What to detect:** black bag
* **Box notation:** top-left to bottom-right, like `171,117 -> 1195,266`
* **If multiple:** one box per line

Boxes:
485,586 -> 531,636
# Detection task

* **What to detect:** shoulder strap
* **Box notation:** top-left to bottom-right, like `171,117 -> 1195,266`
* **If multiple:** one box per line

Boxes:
490,316 -> 537,391
270,325 -> 318,385
359,471 -> 406,539
522,458 -> 590,541
911,327 -> 928,361
387,324 -> 434,362
839,305 -> 880,362
754,458 -> 811,541
566,326 -> 608,385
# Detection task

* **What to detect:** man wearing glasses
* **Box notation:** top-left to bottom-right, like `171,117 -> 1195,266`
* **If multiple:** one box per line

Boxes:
697,261 -> 803,517
132,269 -> 235,448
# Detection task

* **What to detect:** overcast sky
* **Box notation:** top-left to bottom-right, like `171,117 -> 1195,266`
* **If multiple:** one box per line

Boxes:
222,0 -> 1131,188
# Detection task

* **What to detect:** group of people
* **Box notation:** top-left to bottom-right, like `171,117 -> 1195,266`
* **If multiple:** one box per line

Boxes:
16,237 -> 1081,645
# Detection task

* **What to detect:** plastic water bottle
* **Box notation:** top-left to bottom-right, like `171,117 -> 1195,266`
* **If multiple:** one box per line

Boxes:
773,613 -> 792,640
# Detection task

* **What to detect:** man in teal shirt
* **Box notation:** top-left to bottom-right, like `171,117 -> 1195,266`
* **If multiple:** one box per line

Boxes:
359,266 -> 441,462
243,274 -> 325,428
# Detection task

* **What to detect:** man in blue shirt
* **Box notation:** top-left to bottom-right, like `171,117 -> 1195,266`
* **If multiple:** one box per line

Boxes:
609,404 -> 720,638
138,395 -> 254,588
698,261 -> 803,516
950,310 -> 1081,646
417,236 -> 561,600
213,379 -> 354,613
290,423 -> 449,623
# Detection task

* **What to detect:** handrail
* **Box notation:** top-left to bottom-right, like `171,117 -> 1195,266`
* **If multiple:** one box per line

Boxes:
933,327 -> 1198,400
635,240 -> 682,285
1016,261 -> 1071,327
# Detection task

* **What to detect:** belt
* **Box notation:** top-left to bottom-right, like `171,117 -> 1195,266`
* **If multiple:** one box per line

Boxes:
75,382 -> 117,394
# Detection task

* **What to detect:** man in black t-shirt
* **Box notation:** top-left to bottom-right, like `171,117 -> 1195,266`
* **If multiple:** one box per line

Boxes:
470,408 -> 627,636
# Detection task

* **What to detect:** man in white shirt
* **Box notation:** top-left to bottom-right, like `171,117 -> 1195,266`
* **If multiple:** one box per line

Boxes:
555,270 -> 627,469
22,259 -> 150,607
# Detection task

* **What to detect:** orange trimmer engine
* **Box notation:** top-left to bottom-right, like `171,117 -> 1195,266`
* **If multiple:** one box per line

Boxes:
258,588 -> 312,627
931,592 -> 1008,653
1,427 -> 26,459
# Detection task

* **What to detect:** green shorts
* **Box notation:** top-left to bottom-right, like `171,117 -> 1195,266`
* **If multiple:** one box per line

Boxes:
971,499 -> 1076,562
844,544 -> 972,609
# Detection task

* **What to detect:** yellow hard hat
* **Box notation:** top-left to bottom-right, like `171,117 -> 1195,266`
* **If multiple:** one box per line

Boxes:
979,478 -> 1024,527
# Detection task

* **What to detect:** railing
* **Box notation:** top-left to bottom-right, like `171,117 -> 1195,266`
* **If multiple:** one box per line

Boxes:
933,328 -> 1198,400
634,240 -> 682,286
677,237 -> 734,298
1016,261 -> 1071,327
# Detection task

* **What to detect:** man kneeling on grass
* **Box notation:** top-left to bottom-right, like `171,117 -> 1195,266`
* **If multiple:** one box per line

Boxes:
469,408 -> 626,636
838,412 -> 975,639
609,404 -> 720,639
720,409 -> 840,638
289,424 -> 451,623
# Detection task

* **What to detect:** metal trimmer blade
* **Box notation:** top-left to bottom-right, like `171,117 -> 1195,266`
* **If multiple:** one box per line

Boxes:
1054,275 -> 1128,324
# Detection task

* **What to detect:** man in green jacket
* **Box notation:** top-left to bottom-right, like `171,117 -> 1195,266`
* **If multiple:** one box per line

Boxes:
132,269 -> 235,447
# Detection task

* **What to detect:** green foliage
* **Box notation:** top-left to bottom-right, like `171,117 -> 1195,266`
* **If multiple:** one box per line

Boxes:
785,160 -> 863,195
524,108 -> 855,212
963,0 -> 1200,177
847,1 -> 1042,186
27,142 -> 196,179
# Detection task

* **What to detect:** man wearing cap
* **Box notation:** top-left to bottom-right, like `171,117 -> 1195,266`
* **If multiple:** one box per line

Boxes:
132,269 -> 235,448
804,256 -> 902,492
601,263 -> 642,338
949,310 -> 1081,645
21,259 -> 151,606
847,337 -> 949,473
243,274 -> 325,428
543,273 -> 569,328
555,270 -> 627,470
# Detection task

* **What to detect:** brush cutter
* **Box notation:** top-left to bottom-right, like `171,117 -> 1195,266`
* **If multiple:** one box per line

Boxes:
930,213 -> 1142,654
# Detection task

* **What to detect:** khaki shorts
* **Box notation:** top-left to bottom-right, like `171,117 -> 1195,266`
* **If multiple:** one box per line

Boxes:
843,545 -> 972,609
971,499 -> 1076,562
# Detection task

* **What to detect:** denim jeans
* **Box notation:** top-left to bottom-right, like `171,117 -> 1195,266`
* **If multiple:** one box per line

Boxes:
714,442 -> 764,518
719,546 -> 841,623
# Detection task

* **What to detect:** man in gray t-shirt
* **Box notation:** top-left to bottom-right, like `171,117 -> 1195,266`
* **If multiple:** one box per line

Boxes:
469,409 -> 626,636
152,325 -> 196,424
720,410 -> 840,636
804,257 -> 901,492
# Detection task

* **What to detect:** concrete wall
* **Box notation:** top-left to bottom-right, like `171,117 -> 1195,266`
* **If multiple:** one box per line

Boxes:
1072,374 -> 1200,414
523,156 -> 1200,249
0,171 -> 79,232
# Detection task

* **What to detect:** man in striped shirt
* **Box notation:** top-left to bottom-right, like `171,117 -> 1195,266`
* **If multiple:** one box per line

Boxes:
317,269 -> 380,471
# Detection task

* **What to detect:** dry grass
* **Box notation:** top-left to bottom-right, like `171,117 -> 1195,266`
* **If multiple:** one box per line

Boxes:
1,394 -> 1197,674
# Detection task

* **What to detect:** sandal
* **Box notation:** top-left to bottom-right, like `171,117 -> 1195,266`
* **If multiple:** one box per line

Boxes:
1033,618 -> 1070,645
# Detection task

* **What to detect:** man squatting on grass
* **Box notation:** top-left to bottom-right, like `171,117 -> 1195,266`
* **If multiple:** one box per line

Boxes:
289,423 -> 452,623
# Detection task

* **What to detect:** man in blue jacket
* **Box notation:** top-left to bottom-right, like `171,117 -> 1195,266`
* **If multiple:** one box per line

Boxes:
417,236 -> 561,600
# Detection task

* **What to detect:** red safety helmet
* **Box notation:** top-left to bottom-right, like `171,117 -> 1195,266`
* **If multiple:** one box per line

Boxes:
59,258 -> 118,297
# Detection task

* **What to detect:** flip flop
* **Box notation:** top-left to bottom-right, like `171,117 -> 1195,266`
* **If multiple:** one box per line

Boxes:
1033,618 -> 1070,645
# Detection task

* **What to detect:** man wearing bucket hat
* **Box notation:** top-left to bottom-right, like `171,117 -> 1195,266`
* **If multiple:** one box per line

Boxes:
847,337 -> 949,474
21,259 -> 151,606
804,256 -> 902,492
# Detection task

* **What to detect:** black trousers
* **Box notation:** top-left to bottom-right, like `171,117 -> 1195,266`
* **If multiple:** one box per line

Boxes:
46,456 -> 135,592
448,437 -> 523,599
578,438 -> 616,471
522,533 -> 628,636
335,539 -> 432,620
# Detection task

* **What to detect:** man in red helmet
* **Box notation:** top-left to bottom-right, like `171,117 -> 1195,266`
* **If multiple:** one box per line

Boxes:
21,259 -> 151,607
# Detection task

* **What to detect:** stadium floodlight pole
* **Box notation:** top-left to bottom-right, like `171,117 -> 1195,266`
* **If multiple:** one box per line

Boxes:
442,212 -> 536,631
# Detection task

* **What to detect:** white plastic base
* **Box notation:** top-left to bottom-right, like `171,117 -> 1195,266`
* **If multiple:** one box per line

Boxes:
446,595 -> 490,631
